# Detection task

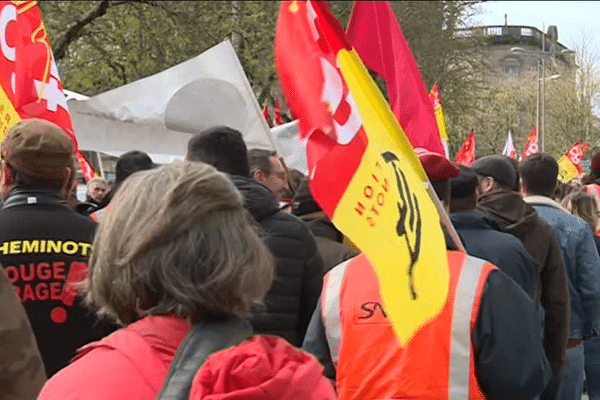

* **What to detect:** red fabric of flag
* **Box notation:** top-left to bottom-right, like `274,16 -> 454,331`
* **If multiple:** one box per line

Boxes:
566,141 -> 583,174
262,105 -> 270,126
521,126 -> 539,160
0,1 -> 96,180
455,131 -> 475,166
346,1 -> 444,155
274,99 -> 283,126
275,0 -> 367,216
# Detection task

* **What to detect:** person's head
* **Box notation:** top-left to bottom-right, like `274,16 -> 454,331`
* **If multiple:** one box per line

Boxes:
87,161 -> 274,326
248,149 -> 290,200
561,190 -> 599,231
448,165 -> 479,213
415,148 -> 460,211
1,119 -> 74,201
519,153 -> 559,197
86,177 -> 108,203
292,177 -> 322,217
115,151 -> 155,183
591,150 -> 600,181
471,155 -> 518,196
186,126 -> 250,177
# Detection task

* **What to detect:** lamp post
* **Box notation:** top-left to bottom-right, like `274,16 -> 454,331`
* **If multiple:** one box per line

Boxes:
511,46 -> 564,153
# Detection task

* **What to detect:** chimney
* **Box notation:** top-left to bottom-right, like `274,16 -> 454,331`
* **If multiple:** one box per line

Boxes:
504,14 -> 507,25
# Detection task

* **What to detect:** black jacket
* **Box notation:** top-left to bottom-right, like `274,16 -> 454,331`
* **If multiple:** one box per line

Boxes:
451,209 -> 537,299
0,189 -> 115,377
231,176 -> 325,346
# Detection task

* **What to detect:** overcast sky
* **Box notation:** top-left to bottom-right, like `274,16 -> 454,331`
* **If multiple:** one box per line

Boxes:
475,1 -> 599,52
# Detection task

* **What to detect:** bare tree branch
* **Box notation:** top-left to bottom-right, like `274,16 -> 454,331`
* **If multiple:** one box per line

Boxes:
52,0 -> 112,61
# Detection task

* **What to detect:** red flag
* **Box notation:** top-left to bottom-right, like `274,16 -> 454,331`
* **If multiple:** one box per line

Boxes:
262,105 -> 270,126
346,1 -> 444,155
565,141 -> 584,174
274,99 -> 284,126
0,1 -> 95,180
276,0 -> 451,347
581,143 -> 589,157
455,131 -> 475,166
520,126 -> 539,160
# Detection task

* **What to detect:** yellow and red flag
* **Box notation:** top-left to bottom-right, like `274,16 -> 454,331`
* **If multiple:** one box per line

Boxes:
429,82 -> 449,158
0,0 -> 95,180
275,0 -> 449,346
520,126 -> 539,160
558,141 -> 587,183
454,130 -> 475,166
346,1 -> 445,156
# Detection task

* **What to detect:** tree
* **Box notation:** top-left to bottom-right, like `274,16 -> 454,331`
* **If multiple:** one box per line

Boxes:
40,1 -> 483,123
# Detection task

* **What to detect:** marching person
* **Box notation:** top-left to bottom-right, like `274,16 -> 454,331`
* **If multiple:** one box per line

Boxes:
303,149 -> 551,400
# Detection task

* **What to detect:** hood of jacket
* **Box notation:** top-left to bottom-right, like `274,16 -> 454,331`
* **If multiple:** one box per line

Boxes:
190,335 -> 337,400
230,176 -> 281,223
476,189 -> 540,238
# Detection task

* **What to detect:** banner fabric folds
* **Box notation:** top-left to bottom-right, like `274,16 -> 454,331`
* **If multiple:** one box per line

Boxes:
454,130 -> 475,166
275,0 -> 449,346
558,141 -> 587,183
520,126 -> 539,160
429,82 -> 449,158
0,0 -> 95,180
502,131 -> 517,159
346,1 -> 445,156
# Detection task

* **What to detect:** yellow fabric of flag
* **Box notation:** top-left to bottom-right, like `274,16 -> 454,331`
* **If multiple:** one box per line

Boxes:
332,48 -> 449,347
558,155 -> 578,183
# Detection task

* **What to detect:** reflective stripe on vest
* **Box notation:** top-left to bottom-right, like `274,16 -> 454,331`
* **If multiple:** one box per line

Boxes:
449,255 -> 486,400
323,253 -> 490,399
322,258 -> 353,368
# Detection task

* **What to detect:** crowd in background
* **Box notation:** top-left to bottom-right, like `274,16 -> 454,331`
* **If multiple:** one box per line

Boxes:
2,119 -> 600,399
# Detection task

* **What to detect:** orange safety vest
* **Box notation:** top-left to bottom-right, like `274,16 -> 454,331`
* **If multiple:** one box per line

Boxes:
321,251 -> 496,400
584,184 -> 600,236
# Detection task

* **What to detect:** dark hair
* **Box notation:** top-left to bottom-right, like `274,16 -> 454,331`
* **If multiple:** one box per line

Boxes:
186,126 -> 250,177
7,163 -> 64,191
431,180 -> 450,206
507,157 -> 521,191
248,149 -> 277,177
519,153 -> 559,197
115,151 -> 155,182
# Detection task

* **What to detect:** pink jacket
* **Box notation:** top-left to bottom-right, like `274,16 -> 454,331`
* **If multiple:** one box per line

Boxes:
37,315 -> 336,400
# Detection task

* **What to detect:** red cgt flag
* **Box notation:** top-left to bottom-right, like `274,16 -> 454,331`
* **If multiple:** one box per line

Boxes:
346,1 -> 445,155
0,0 -> 95,181
520,126 -> 539,160
454,130 -> 475,166
276,0 -> 452,347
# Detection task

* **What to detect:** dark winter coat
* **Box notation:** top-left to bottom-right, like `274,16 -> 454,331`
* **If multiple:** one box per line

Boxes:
451,209 -> 538,299
298,211 -> 359,272
477,189 -> 569,376
231,176 -> 325,346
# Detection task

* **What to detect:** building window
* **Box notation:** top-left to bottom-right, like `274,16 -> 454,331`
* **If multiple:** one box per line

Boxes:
505,66 -> 520,78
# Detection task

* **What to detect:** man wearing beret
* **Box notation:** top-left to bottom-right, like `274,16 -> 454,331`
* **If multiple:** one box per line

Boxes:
473,155 -> 569,380
303,149 -> 551,400
0,119 -> 114,378
448,164 -> 537,298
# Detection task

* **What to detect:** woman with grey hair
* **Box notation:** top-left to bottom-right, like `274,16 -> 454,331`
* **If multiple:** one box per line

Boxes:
37,162 -> 336,400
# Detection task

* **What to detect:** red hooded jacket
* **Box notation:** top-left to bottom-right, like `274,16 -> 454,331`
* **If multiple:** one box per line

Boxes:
37,315 -> 336,400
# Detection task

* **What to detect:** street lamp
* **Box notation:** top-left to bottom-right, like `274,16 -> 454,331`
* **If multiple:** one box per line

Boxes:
511,46 -> 572,152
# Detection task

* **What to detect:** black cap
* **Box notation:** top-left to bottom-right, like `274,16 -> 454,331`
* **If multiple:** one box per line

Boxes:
471,155 -> 517,189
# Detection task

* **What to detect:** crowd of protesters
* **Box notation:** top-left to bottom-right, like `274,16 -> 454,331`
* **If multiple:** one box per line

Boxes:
2,119 -> 600,399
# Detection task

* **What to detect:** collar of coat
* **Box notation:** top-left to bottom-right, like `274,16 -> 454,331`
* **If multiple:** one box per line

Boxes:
522,195 -> 570,213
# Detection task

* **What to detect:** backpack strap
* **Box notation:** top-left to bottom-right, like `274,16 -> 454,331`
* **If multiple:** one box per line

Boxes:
156,317 -> 253,400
